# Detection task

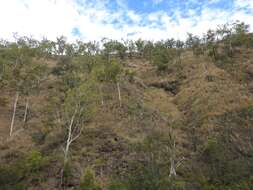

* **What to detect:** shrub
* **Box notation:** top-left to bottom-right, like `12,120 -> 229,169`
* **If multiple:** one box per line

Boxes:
152,46 -> 172,72
79,168 -> 101,190
107,179 -> 127,190
0,165 -> 24,190
24,150 -> 44,173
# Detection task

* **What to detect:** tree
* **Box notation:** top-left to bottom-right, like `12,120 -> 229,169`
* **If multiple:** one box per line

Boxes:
0,36 -> 48,137
124,39 -> 136,59
38,38 -> 55,58
21,63 -> 48,123
135,39 -> 145,57
166,132 -> 184,178
216,23 -> 233,57
175,40 -> 184,64
206,30 -> 218,60
186,33 -> 203,57
59,79 -> 98,186
93,59 -> 123,107
103,40 -> 127,61
143,41 -> 154,63
56,36 -> 67,55
165,38 -> 176,49
231,21 -> 251,48
4,40 -> 33,136
152,42 -> 172,72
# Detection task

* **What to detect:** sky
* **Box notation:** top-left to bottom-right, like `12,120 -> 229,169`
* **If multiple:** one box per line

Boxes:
0,0 -> 253,42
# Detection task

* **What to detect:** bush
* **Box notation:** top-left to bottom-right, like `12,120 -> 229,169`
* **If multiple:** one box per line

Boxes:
0,150 -> 48,189
152,46 -> 173,72
24,150 -> 44,173
79,168 -> 101,190
107,179 -> 127,190
0,165 -> 24,190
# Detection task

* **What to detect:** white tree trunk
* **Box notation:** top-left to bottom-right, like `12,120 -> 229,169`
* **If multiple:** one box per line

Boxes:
64,112 -> 75,165
169,157 -> 177,177
99,85 -> 104,106
61,107 -> 82,187
10,92 -> 19,137
117,82 -> 121,107
23,97 -> 29,122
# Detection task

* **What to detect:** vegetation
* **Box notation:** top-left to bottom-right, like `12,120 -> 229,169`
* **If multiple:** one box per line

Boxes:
0,21 -> 253,190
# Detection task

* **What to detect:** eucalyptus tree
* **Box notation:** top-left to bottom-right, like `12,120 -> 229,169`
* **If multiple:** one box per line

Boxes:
231,21 -> 250,47
4,41 -> 33,136
103,40 -> 127,61
175,40 -> 184,64
123,39 -> 136,59
205,30 -> 218,60
86,41 -> 100,55
62,80 -> 98,165
38,38 -> 55,59
56,36 -> 67,55
0,37 -> 49,136
186,33 -> 203,57
143,40 -> 154,63
216,23 -> 234,57
135,39 -> 145,58
4,40 -> 33,136
165,38 -> 176,49
152,42 -> 172,72
75,40 -> 87,55
59,78 -> 98,186
93,59 -> 123,107
21,63 -> 48,123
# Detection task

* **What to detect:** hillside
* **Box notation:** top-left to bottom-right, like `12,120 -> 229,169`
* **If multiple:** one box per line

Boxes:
0,48 -> 253,190
1,24 -> 253,189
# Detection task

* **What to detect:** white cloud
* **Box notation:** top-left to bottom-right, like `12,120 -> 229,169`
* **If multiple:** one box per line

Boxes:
152,0 -> 164,5
0,0 -> 252,42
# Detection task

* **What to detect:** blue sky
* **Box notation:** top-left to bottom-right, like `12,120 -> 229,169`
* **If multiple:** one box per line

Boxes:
0,0 -> 253,41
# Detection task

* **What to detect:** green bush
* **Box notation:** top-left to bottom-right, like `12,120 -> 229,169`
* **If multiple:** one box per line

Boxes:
0,165 -> 24,190
107,179 -> 127,190
0,150 -> 48,189
79,168 -> 101,190
152,46 -> 172,72
24,150 -> 44,173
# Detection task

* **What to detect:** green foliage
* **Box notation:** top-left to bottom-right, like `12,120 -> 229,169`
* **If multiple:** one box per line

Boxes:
103,40 -> 127,60
108,132 -> 180,190
0,150 -> 49,189
79,168 -> 101,190
0,165 -> 24,190
152,44 -> 172,71
107,179 -> 127,190
198,136 -> 253,190
24,150 -> 44,173
94,60 -> 122,83
143,41 -> 154,62
135,39 -> 145,57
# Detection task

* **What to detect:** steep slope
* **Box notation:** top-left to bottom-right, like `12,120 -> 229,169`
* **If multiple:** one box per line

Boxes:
0,50 -> 253,189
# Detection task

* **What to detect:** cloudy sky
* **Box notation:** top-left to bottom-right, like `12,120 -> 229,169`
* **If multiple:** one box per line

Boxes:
0,0 -> 253,41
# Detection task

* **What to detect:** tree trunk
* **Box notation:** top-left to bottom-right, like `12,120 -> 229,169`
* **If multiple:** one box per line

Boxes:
10,92 -> 19,137
23,97 -> 29,123
99,85 -> 104,106
117,82 -> 122,107
169,157 -> 177,177
213,46 -> 217,60
61,108 -> 78,189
